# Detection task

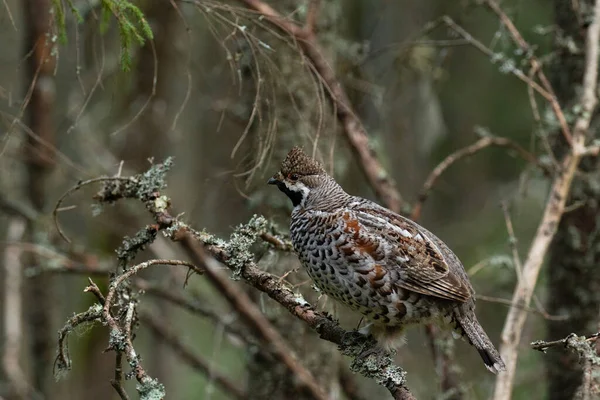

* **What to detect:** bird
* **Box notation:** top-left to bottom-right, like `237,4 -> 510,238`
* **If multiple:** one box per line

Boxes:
267,146 -> 506,373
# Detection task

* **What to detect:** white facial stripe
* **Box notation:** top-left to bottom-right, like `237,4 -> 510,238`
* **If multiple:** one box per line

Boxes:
284,180 -> 311,207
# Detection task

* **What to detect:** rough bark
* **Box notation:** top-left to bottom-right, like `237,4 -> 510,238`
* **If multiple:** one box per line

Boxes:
546,2 -> 600,399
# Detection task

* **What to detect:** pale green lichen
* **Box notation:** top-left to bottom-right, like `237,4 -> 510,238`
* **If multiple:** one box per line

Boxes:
137,378 -> 166,400
116,225 -> 158,268
108,329 -> 127,352
339,331 -> 406,390
153,195 -> 169,212
136,158 -> 173,201
225,215 -> 268,279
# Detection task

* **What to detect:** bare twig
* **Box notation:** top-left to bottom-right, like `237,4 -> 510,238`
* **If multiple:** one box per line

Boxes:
492,1 -> 600,398
84,279 -> 106,304
260,231 -> 294,251
475,294 -> 567,321
110,352 -> 130,400
55,302 -> 102,376
481,0 -> 573,146
53,176 -> 132,244
140,311 -> 247,400
236,0 -> 403,212
441,16 -> 552,101
501,203 -> 556,321
500,202 -> 523,282
411,135 -> 546,220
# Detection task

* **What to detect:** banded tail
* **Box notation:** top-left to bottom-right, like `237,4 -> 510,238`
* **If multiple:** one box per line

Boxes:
455,312 -> 506,374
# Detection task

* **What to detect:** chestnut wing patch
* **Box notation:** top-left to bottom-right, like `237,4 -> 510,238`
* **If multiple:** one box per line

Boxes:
353,207 -> 472,303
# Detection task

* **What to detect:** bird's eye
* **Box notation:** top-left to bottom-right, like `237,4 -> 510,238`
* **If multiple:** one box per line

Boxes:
289,173 -> 299,181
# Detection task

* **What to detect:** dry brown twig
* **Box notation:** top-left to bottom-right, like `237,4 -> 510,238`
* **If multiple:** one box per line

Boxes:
110,353 -> 129,400
492,0 -> 600,398
481,0 -> 574,146
411,134 -> 547,221
500,202 -> 558,321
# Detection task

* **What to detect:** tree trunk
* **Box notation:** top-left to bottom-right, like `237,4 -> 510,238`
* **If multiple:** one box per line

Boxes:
547,2 -> 600,399
22,1 -> 57,397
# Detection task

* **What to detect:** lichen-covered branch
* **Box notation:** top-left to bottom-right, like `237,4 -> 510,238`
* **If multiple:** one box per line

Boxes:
54,159 -> 415,399
531,332 -> 600,399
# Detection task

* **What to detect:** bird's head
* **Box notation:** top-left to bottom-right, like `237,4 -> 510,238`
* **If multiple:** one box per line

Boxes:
268,147 -> 329,208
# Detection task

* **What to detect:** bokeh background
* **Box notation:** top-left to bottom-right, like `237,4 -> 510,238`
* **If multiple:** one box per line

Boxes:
1,1 -> 596,399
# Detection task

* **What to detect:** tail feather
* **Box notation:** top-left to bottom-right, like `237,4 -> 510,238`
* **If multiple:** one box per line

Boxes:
455,313 -> 506,374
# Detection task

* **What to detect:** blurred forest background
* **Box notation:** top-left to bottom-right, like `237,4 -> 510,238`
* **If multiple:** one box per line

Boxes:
1,0 -> 599,399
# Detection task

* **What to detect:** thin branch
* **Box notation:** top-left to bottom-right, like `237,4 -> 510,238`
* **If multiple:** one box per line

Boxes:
411,135 -> 546,220
501,202 -> 555,321
110,353 -> 130,400
532,332 -> 600,399
475,294 -> 567,321
2,217 -> 32,400
140,311 -> 247,400
441,16 -> 553,101
481,0 -> 574,146
84,279 -> 106,305
305,0 -> 320,34
55,300 -> 103,376
531,332 -> 599,353
53,176 -> 132,243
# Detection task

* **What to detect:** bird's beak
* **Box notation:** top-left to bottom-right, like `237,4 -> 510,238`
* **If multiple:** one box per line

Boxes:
267,172 -> 283,185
